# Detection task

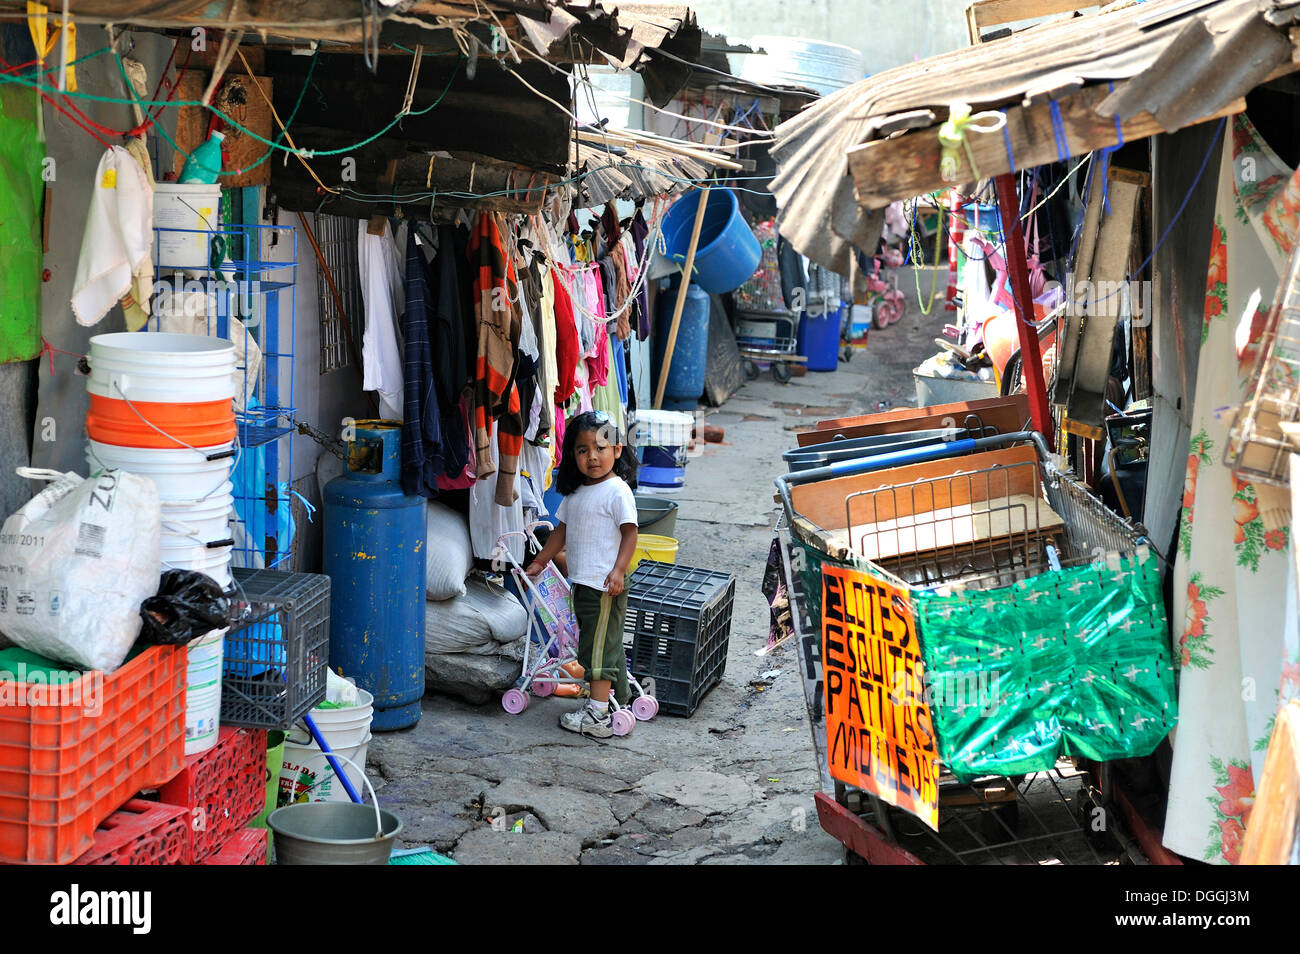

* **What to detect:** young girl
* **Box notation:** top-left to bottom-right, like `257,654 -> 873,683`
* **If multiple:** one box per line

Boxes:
526,410 -> 638,738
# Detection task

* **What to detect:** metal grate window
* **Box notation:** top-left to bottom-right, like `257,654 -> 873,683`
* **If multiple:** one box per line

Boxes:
314,213 -> 364,374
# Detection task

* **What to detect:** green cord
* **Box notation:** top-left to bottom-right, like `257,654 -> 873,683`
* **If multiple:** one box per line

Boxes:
0,43 -> 463,174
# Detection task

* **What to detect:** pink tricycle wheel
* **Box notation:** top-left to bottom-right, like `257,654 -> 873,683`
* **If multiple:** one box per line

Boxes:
632,696 -> 658,721
502,688 -> 529,714
610,710 -> 635,736
532,678 -> 555,697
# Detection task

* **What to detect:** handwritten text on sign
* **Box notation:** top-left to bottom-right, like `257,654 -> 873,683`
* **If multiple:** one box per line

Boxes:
822,564 -> 939,830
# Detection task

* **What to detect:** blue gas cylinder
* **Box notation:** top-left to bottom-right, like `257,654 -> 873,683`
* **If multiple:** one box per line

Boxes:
652,280 -> 710,411
323,420 -> 426,731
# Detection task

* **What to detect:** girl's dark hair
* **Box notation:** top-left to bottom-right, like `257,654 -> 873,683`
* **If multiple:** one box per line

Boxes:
556,411 -> 639,495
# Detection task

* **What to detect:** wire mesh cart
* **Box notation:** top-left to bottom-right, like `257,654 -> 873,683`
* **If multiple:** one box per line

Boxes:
735,311 -> 806,383
773,427 -> 1174,865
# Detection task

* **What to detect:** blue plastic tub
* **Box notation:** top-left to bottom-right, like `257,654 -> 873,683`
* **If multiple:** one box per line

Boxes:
799,306 -> 844,372
661,189 -> 761,295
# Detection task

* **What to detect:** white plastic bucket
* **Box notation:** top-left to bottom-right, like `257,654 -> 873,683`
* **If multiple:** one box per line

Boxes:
161,495 -> 234,543
161,545 -> 233,588
185,629 -> 225,756
154,183 -> 222,271
278,691 -> 376,805
87,332 -> 237,404
86,440 -> 234,502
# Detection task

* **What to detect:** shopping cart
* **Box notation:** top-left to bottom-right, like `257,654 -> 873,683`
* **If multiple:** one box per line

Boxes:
773,424 -> 1173,865
735,310 -> 806,383
492,525 -> 659,734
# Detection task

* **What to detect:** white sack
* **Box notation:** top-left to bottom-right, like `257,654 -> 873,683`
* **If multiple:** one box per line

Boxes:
425,501 -> 473,601
424,574 -> 528,656
0,467 -> 161,672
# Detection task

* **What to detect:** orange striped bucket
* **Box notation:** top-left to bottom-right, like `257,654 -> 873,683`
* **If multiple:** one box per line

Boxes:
86,393 -> 235,449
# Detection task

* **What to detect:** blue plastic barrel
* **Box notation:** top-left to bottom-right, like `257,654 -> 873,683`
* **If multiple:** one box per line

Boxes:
323,421 -> 426,731
661,189 -> 762,294
652,280 -> 710,411
800,305 -> 844,372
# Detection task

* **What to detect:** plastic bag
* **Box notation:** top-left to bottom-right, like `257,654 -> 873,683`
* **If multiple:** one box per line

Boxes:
139,569 -> 230,645
0,467 -> 161,671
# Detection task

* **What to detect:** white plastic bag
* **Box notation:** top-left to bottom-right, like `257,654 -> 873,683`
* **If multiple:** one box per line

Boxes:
425,501 -> 472,600
0,467 -> 161,671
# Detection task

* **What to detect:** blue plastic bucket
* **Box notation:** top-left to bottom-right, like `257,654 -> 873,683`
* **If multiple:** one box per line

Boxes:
799,306 -> 844,372
661,189 -> 762,294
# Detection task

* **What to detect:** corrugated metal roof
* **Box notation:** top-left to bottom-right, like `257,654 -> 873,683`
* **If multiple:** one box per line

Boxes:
770,0 -> 1300,272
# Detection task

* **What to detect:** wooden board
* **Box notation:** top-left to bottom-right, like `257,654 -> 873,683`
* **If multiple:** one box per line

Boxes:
966,0 -> 1098,37
825,494 -> 1065,562
799,395 -> 1030,447
813,393 -> 1028,431
845,83 -> 1243,211
1241,700 -> 1300,864
173,71 -> 273,188
789,443 -> 1042,531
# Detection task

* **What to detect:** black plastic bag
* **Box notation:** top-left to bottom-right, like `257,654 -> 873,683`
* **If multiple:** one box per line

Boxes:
139,570 -> 231,646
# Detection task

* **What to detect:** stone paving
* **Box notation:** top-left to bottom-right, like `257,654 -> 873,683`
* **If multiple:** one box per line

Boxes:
367,297 -> 936,864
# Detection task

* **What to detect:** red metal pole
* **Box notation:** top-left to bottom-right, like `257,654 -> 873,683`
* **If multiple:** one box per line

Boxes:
993,173 -> 1053,445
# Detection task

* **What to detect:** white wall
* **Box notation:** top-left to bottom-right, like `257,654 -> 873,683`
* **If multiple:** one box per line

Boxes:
691,0 -> 971,75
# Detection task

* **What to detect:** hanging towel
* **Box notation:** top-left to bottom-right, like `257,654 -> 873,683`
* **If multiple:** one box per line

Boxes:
71,146 -> 153,329
358,219 -> 405,420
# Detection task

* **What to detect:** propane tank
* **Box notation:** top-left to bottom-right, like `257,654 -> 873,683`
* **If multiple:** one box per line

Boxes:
323,420 -> 426,731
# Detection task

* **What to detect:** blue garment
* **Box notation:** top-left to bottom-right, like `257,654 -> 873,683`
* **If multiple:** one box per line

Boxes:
401,232 -> 443,498
613,335 -> 628,406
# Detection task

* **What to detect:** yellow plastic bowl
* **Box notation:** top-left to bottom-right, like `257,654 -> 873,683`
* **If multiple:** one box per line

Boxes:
628,534 -> 679,575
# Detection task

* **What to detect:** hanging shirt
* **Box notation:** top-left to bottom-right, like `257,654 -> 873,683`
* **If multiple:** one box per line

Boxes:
359,220 -> 406,421
468,212 -> 522,506
630,210 -> 652,341
400,231 -> 443,498
551,267 -> 580,403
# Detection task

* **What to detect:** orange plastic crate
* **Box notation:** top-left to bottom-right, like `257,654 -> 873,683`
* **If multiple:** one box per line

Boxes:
159,726 -> 265,863
0,646 -> 185,864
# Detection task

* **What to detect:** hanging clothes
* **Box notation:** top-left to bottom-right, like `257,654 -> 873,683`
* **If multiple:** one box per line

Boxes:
1164,114 -> 1300,865
359,220 -> 406,420
630,210 -> 652,341
468,212 -> 522,506
72,146 -> 154,331
399,231 -> 443,498
469,422 -> 524,562
534,265 -> 558,439
552,267 -> 580,402
437,390 -> 477,491
591,333 -> 625,437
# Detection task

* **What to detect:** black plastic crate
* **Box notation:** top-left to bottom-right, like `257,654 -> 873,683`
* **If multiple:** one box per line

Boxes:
624,562 -> 735,717
221,568 -> 330,729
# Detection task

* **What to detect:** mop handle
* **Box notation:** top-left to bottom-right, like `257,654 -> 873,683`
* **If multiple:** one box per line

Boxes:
302,712 -> 364,805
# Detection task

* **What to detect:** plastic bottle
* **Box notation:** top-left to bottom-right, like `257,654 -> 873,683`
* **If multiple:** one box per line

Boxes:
179,130 -> 225,184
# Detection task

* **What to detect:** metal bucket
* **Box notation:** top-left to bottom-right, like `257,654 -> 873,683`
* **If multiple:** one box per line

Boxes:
635,495 -> 679,536
267,802 -> 403,865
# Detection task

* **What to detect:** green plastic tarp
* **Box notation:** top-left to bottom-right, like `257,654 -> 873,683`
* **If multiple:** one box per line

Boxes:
0,81 -> 43,363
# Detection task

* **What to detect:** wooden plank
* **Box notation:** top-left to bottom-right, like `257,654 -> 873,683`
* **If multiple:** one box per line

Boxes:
799,397 -> 1030,448
846,83 -> 1244,211
967,0 -> 1097,31
813,394 -> 1028,431
173,71 -> 273,188
789,443 -> 1041,531
1241,700 -> 1300,864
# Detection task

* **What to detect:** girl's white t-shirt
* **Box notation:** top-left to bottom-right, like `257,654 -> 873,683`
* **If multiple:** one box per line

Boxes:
556,477 -> 637,591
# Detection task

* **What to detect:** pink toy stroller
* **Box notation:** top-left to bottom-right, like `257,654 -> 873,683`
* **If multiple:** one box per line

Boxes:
493,524 -> 659,735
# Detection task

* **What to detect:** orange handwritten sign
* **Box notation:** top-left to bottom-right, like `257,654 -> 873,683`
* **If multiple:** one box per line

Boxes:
821,564 -> 939,830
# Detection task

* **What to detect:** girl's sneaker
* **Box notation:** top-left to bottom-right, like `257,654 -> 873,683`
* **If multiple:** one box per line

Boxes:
559,704 -> 613,738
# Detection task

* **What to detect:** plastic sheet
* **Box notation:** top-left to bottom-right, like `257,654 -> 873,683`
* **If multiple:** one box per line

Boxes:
913,550 -> 1176,782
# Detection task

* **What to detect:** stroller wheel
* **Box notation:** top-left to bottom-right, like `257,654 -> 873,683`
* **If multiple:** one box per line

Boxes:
532,678 -> 555,697
610,709 -> 636,736
632,695 -> 659,721
502,689 -> 530,714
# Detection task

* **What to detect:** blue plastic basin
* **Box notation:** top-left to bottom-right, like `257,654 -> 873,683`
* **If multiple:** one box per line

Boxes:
661,189 -> 762,295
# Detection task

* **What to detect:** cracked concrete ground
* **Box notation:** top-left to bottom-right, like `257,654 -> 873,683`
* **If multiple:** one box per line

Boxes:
367,292 -> 938,864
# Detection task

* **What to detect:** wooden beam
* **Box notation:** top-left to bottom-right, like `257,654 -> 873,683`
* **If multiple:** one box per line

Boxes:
846,83 -> 1244,211
966,0 -> 1097,33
